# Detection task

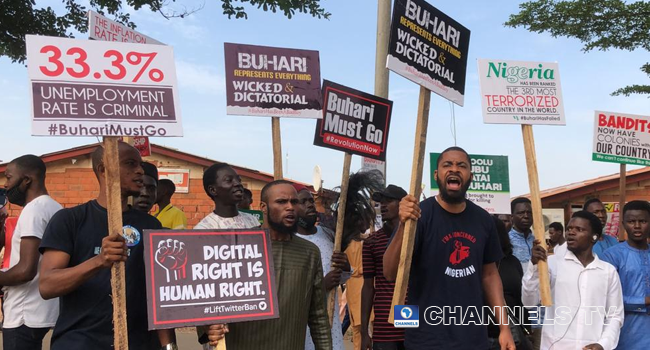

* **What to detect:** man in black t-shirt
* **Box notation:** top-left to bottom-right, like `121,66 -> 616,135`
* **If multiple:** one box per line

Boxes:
39,142 -> 176,350
384,147 -> 515,350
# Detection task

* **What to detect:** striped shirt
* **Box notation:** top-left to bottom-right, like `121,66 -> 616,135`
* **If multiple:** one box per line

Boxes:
362,228 -> 405,342
226,235 -> 332,350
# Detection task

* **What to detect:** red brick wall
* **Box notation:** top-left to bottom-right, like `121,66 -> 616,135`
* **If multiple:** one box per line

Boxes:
5,169 -> 263,229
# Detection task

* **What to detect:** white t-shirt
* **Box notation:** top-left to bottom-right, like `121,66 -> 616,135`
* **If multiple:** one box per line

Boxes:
3,195 -> 62,329
194,211 -> 260,230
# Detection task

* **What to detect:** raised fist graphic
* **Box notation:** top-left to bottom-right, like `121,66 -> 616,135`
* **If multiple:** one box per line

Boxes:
155,239 -> 188,283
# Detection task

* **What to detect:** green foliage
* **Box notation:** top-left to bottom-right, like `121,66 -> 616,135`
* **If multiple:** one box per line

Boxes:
0,0 -> 329,63
506,0 -> 650,97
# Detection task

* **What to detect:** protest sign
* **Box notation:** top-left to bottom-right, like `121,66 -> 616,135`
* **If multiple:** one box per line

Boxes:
88,11 -> 163,45
430,153 -> 510,214
362,157 -> 386,180
239,209 -> 264,225
144,229 -> 279,329
26,35 -> 182,137
386,0 -> 470,105
478,59 -> 565,125
604,202 -> 620,238
224,43 -> 322,119
314,81 -> 393,161
158,168 -> 190,193
133,136 -> 151,157
592,111 -> 650,166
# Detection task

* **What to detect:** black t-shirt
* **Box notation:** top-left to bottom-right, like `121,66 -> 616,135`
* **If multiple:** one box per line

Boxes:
40,200 -> 162,350
406,198 -> 503,350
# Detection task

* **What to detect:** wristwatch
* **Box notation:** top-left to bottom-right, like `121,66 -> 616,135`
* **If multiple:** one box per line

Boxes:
161,342 -> 178,350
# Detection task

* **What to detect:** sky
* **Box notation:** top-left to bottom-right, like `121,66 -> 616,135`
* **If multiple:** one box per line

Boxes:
2,0 -> 649,197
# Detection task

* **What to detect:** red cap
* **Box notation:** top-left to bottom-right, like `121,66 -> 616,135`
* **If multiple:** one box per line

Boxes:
292,183 -> 309,193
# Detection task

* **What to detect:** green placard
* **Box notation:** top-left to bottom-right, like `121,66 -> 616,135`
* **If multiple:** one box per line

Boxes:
239,209 -> 264,225
430,153 -> 511,214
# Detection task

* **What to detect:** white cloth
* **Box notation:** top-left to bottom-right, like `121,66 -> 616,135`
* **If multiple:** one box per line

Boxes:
194,211 -> 259,230
296,226 -> 349,350
522,250 -> 624,350
553,242 -> 567,258
3,195 -> 62,329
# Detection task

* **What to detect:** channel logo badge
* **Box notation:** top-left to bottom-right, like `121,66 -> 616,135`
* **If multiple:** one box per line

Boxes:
394,305 -> 419,328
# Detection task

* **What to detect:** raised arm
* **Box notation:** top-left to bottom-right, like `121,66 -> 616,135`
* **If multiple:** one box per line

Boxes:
39,235 -> 127,299
383,195 -> 420,281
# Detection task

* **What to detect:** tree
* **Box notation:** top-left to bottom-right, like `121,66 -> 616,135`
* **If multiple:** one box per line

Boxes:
0,0 -> 330,63
506,0 -> 650,97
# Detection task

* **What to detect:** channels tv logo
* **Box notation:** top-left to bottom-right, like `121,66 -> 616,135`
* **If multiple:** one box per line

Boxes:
394,305 -> 419,328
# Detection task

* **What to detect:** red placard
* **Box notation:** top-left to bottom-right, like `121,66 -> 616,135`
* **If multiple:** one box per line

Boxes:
133,136 -> 151,157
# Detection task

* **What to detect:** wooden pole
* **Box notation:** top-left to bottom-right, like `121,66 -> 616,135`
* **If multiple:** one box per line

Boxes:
388,87 -> 431,323
618,164 -> 627,241
328,152 -> 353,323
103,137 -> 129,350
520,125 -> 552,306
272,117 -> 283,180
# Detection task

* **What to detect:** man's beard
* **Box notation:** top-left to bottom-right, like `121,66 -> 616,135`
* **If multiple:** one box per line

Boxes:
268,215 -> 298,234
298,215 -> 317,229
436,177 -> 470,204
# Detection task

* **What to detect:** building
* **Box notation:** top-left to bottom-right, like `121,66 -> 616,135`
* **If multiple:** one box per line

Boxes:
533,167 -> 650,236
0,143 -> 335,228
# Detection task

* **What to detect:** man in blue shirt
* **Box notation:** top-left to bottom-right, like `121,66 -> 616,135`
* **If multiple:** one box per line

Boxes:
509,197 -> 534,270
601,200 -> 650,350
584,198 -> 618,256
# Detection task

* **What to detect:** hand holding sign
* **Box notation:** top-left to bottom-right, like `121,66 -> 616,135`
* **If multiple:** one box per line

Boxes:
155,239 -> 188,283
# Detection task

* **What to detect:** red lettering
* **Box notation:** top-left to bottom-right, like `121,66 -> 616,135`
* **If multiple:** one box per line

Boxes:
598,114 -> 607,127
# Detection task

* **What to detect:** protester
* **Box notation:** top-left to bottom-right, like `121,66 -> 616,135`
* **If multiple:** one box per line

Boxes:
509,197 -> 534,270
584,198 -> 618,255
193,163 -> 260,347
39,142 -> 175,349
153,179 -> 187,229
1,155 -> 61,350
547,222 -> 565,254
206,180 -> 332,349
523,211 -> 624,350
362,185 -> 407,350
133,162 -> 158,213
295,184 -> 350,350
488,216 -> 532,350
601,200 -> 650,350
498,214 -> 513,233
238,188 -> 253,210
383,147 -> 515,350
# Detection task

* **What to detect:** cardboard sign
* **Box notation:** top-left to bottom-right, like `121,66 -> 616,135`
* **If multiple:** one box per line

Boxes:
88,11 -> 163,45
158,168 -> 190,193
313,81 -> 393,160
478,59 -> 565,125
224,43 -> 322,118
26,35 -> 182,137
144,229 -> 279,329
386,0 -> 470,106
133,136 -> 151,157
592,111 -> 650,166
430,153 -> 511,214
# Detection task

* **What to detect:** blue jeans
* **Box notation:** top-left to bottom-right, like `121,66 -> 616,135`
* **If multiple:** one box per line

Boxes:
3,325 -> 50,350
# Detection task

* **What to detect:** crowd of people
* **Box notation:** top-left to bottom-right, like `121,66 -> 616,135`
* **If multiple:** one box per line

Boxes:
0,142 -> 647,350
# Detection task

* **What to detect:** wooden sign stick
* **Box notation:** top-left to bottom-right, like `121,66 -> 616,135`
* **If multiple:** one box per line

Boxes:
618,164 -> 627,241
103,137 -> 129,350
328,152 -> 352,324
272,117 -> 284,180
521,125 -> 552,306
388,87 -> 431,323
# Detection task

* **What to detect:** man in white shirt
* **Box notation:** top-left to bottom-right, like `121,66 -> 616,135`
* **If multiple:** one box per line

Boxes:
193,163 -> 259,348
2,155 -> 61,350
522,211 -> 624,350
